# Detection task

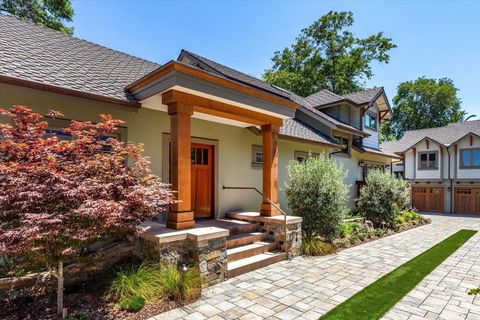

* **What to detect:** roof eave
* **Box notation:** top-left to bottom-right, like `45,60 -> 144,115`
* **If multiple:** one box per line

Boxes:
0,75 -> 141,108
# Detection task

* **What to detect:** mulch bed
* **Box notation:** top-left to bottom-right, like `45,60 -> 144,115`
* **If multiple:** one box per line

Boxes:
0,279 -> 192,320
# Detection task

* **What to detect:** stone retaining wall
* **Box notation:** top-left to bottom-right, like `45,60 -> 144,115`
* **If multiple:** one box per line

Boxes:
0,241 -> 133,298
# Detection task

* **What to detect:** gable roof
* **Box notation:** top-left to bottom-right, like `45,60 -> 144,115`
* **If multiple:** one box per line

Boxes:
305,87 -> 392,121
178,50 -> 293,101
0,13 -> 160,105
381,120 -> 480,153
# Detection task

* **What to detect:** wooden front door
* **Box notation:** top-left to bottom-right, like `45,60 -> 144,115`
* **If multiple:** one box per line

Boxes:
454,188 -> 480,214
191,143 -> 214,219
411,187 -> 444,212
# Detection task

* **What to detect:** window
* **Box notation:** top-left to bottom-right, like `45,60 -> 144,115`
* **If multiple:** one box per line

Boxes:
334,136 -> 350,154
418,151 -> 438,170
364,112 -> 377,130
360,161 -> 387,180
294,151 -> 319,162
251,145 -> 263,166
460,148 -> 480,168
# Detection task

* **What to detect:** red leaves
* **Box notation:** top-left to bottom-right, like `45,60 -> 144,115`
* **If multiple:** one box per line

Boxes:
0,106 -> 175,265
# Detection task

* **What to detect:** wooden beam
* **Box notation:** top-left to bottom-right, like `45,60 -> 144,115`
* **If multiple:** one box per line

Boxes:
260,124 -> 281,216
162,89 -> 283,126
166,102 -> 195,230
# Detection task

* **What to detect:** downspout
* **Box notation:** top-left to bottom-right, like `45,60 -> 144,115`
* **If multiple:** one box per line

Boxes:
446,148 -> 453,214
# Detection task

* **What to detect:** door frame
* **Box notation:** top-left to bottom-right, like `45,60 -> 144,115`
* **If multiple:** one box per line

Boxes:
162,133 -> 219,219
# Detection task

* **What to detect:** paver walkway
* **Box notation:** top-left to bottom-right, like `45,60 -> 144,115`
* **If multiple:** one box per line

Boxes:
151,214 -> 480,320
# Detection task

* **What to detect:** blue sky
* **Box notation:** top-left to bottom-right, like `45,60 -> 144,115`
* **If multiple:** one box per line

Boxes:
72,1 -> 479,117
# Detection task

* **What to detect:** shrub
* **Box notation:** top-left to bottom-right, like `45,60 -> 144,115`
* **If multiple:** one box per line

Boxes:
338,222 -> 361,238
159,264 -> 201,301
110,263 -> 164,301
302,237 -> 336,256
285,155 -> 349,240
120,296 -> 145,312
357,170 -> 409,227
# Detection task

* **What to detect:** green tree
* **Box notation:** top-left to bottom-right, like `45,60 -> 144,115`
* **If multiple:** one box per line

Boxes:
0,0 -> 74,35
383,77 -> 462,140
263,11 -> 396,96
285,155 -> 348,241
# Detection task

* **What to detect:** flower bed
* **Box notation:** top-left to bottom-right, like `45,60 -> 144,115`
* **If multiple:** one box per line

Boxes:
303,211 -> 431,256
0,261 -> 202,320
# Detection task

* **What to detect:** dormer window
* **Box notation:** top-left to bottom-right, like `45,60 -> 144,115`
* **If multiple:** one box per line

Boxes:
364,112 -> 377,130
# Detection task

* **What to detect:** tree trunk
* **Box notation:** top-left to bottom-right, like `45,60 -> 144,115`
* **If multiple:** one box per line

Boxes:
57,260 -> 64,317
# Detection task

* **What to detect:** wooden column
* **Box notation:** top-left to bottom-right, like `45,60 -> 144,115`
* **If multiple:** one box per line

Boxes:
260,123 -> 281,216
167,102 -> 195,230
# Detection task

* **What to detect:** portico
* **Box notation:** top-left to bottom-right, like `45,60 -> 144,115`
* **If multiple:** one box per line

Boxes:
127,61 -> 298,230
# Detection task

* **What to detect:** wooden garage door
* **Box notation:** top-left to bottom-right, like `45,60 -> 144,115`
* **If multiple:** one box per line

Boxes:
454,188 -> 480,214
412,187 -> 444,212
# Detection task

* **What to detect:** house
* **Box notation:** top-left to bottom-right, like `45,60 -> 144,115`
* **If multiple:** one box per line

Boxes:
381,121 -> 480,214
0,14 -> 399,280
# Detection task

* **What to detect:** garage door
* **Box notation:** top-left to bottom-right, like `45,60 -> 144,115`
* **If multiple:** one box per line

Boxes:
412,187 -> 444,212
454,188 -> 480,214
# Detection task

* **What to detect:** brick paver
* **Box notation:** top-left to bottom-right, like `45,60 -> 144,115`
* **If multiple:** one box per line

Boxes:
151,214 -> 480,320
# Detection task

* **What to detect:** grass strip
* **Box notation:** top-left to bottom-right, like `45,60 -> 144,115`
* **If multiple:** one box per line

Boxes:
320,229 -> 477,320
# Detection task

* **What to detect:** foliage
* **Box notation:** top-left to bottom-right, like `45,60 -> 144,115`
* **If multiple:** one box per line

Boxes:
119,296 -> 145,312
264,11 -> 396,96
0,0 -> 74,35
382,77 -> 462,140
159,263 -> 201,301
338,222 -> 361,238
110,262 -> 201,303
468,288 -> 480,295
302,237 -> 335,256
110,263 -> 164,302
320,229 -> 477,320
357,170 -> 409,227
0,105 -> 175,313
285,155 -> 348,240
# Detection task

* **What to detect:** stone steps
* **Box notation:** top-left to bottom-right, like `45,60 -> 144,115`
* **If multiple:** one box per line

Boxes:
227,241 -> 276,262
227,251 -> 286,278
226,231 -> 266,249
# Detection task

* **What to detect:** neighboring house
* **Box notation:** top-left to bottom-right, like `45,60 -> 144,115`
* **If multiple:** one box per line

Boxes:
382,121 -> 480,214
0,14 -> 399,230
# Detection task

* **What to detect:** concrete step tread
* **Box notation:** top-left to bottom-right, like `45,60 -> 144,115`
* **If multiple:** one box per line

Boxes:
226,241 -> 273,255
227,231 -> 265,240
227,251 -> 286,270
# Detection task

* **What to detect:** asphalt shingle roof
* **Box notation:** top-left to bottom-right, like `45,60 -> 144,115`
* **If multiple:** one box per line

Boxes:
306,87 -> 383,108
279,118 -> 339,146
180,50 -> 293,101
381,120 -> 480,153
0,14 -> 160,102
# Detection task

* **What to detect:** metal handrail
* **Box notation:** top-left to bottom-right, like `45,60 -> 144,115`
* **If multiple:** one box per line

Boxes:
222,186 -> 290,259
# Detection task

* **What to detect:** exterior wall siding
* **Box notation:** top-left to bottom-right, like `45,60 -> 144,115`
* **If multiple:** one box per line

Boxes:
362,105 -> 380,149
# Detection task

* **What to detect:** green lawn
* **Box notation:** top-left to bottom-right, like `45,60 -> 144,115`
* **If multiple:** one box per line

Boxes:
320,229 -> 477,320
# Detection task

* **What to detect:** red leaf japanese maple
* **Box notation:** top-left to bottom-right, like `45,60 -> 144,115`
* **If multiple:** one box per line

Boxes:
0,105 -> 175,315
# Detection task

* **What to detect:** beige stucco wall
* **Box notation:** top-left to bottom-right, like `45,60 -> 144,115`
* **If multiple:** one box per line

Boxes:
1,83 -> 401,217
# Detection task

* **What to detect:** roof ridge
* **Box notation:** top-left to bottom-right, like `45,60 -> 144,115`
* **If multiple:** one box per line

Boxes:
0,13 -> 160,68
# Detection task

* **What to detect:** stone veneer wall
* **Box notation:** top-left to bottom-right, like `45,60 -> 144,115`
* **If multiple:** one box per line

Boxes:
259,219 -> 302,258
134,231 -> 228,288
0,241 -> 133,298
